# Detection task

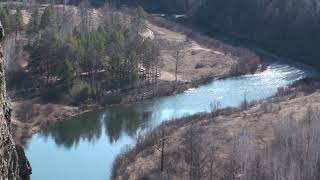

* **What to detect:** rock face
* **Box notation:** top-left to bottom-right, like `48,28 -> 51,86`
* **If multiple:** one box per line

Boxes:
0,22 -> 20,180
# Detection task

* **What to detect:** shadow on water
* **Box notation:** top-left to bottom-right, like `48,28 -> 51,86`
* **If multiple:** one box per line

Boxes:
39,111 -> 103,149
104,105 -> 151,143
38,105 -> 152,149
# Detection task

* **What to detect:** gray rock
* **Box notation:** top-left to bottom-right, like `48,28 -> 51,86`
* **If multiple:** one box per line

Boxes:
0,20 -> 30,180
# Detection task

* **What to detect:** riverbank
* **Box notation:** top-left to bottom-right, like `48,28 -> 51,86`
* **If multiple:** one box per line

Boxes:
9,11 -> 263,145
8,78 -> 216,144
112,78 -> 320,179
10,95 -> 97,144
148,16 -> 263,82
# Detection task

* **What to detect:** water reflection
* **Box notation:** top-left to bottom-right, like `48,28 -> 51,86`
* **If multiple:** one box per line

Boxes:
104,105 -> 151,143
39,111 -> 103,148
38,105 -> 153,148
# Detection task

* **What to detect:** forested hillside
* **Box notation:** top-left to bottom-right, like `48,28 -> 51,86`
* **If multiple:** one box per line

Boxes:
33,0 -> 200,13
108,0 -> 201,13
194,0 -> 320,67
50,0 -> 320,68
0,4 -> 162,105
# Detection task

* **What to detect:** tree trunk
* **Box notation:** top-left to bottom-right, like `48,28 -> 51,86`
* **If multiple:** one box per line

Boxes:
160,138 -> 164,172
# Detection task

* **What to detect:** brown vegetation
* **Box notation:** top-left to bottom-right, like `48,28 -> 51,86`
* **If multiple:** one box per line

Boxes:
10,95 -> 94,144
112,79 -> 320,180
149,16 -> 262,82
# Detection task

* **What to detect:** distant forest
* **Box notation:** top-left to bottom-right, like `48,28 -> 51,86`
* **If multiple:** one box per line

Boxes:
108,0 -> 320,68
35,0 -> 200,13
194,0 -> 320,68
17,0 -> 320,68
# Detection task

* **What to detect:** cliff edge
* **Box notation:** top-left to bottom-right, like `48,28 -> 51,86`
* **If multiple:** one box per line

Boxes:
0,21 -> 30,180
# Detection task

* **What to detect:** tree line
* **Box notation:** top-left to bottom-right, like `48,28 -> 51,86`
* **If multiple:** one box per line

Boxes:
0,6 -> 24,37
20,0 -> 320,69
30,0 -> 200,14
11,4 -> 160,105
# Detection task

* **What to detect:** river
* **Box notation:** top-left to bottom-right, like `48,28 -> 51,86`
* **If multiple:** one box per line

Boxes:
25,62 -> 316,180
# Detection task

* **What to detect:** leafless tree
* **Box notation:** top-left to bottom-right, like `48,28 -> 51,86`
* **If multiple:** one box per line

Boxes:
153,127 -> 170,172
100,4 -> 113,28
79,0 -> 92,34
240,91 -> 249,110
173,46 -> 183,82
207,144 -> 218,180
210,100 -> 221,117
181,123 -> 208,180
228,107 -> 320,180
171,40 -> 188,83
58,7 -> 77,37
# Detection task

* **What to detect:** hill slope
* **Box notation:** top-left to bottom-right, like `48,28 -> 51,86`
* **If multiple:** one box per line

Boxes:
193,0 -> 320,68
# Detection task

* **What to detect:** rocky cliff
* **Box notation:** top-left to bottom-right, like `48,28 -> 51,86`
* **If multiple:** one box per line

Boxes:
0,23 -> 23,180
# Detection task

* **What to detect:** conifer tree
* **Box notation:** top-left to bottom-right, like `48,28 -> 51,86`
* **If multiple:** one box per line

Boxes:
40,5 -> 56,30
12,9 -> 24,36
27,7 -> 41,35
0,7 -> 11,34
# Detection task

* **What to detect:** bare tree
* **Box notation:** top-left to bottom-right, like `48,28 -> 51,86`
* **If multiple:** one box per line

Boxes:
210,100 -> 221,117
153,127 -> 169,172
207,144 -> 218,180
173,46 -> 182,82
225,145 -> 239,179
228,108 -> 320,180
58,7 -> 77,37
172,40 -> 188,83
181,123 -> 208,180
79,0 -> 92,34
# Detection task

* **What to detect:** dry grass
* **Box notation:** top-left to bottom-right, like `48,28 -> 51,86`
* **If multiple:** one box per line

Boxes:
10,97 -> 92,144
148,17 -> 262,82
112,80 -> 320,180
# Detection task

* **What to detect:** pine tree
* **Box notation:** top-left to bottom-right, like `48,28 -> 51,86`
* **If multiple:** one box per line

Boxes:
0,7 -> 11,34
27,7 -> 41,35
40,5 -> 56,30
58,60 -> 75,89
131,6 -> 147,33
12,9 -> 24,36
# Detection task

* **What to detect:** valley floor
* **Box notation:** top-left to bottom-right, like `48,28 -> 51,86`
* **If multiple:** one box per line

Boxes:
10,16 -> 262,144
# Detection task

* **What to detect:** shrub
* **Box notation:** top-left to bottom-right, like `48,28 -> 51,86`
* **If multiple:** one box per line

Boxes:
229,53 -> 260,76
101,94 -> 121,105
195,63 -> 205,69
210,100 -> 221,116
42,86 -> 63,102
7,71 -> 33,89
70,81 -> 95,105
58,60 -> 74,89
